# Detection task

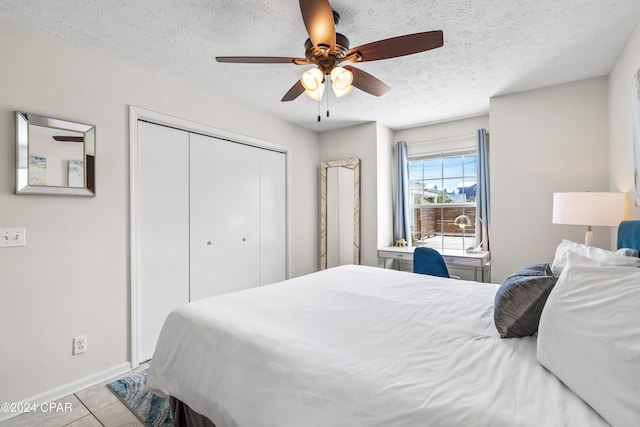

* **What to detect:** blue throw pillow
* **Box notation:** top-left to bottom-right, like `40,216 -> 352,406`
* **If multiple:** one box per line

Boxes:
494,263 -> 558,338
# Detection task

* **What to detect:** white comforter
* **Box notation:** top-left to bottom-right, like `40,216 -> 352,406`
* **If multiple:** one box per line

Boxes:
147,265 -> 607,427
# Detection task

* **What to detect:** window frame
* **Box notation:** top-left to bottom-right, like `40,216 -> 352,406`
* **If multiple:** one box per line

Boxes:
407,147 -> 478,250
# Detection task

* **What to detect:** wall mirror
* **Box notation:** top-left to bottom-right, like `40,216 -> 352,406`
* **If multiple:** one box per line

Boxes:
320,158 -> 360,269
16,112 -> 95,196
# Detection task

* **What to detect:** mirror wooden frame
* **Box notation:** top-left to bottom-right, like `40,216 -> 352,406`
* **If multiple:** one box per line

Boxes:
15,111 -> 96,196
320,158 -> 360,269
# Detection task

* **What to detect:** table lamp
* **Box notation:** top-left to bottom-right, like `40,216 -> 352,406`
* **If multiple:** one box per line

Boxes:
455,214 -> 487,252
454,214 -> 472,251
552,192 -> 625,246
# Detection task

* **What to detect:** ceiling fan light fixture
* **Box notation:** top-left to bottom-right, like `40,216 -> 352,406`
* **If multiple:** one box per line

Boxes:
330,67 -> 353,90
301,67 -> 326,100
304,82 -> 325,100
301,68 -> 324,92
331,83 -> 353,98
330,67 -> 353,98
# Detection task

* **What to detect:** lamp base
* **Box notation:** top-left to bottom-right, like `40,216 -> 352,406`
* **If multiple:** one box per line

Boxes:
465,247 -> 485,253
584,229 -> 594,246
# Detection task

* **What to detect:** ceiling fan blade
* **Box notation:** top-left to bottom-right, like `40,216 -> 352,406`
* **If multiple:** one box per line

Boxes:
343,30 -> 443,63
53,136 -> 83,142
344,66 -> 390,97
216,56 -> 308,64
281,80 -> 305,102
299,0 -> 335,52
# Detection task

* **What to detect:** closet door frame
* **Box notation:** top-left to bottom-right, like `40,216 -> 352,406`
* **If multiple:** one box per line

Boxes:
129,106 -> 291,368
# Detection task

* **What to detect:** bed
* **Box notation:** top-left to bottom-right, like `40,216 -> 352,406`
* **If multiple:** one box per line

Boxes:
147,221 -> 640,427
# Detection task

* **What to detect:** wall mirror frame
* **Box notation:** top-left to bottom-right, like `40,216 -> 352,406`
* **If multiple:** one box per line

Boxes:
15,111 -> 96,196
320,158 -> 360,269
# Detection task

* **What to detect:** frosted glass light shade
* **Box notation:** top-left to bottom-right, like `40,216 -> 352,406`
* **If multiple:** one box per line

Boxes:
331,84 -> 353,98
330,67 -> 353,98
302,68 -> 325,100
304,83 -> 325,100
301,68 -> 323,91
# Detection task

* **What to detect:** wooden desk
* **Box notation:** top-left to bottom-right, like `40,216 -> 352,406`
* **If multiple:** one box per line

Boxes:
378,246 -> 491,282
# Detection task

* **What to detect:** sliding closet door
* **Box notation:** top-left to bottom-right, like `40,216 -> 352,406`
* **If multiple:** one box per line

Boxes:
190,134 -> 261,300
259,149 -> 287,285
135,114 -> 288,365
136,121 -> 190,362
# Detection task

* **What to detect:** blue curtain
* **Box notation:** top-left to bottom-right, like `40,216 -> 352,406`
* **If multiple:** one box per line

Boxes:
394,141 -> 410,244
476,129 -> 490,251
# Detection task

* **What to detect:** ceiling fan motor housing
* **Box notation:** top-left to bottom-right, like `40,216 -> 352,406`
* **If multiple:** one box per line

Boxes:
304,33 -> 350,73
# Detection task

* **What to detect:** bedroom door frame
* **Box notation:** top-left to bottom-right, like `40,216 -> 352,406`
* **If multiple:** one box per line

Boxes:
129,106 -> 292,368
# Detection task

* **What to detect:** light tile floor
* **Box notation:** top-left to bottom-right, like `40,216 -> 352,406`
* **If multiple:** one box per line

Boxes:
0,363 -> 150,427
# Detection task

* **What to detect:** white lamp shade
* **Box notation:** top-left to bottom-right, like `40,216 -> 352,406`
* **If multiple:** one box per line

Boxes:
552,192 -> 625,226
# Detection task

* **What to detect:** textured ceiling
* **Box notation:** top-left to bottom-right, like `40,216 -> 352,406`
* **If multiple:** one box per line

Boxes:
2,1 -> 640,132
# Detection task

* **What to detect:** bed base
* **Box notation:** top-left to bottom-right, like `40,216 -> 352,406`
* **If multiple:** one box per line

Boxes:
170,397 -> 216,427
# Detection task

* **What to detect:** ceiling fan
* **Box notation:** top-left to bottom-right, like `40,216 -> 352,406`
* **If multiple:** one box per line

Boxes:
216,0 -> 443,103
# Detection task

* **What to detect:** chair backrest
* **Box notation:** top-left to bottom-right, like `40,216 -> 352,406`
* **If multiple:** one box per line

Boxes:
413,247 -> 450,278
617,220 -> 640,252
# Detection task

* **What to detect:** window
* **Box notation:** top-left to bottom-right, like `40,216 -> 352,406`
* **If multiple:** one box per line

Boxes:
408,149 -> 477,250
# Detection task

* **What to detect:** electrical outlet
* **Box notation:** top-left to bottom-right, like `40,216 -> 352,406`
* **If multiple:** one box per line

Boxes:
73,335 -> 87,355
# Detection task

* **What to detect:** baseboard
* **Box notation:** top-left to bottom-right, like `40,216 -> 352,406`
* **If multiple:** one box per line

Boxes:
0,362 -> 132,423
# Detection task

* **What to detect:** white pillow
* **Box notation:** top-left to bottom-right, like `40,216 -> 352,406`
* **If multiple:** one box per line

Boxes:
537,252 -> 640,427
550,239 -> 640,275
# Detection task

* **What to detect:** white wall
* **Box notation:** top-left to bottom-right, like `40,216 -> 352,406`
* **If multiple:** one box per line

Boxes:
394,116 -> 490,149
489,77 -> 610,282
319,122 -> 380,267
0,20 -> 319,406
609,18 -> 640,236
376,123 -> 395,250
319,122 -> 394,269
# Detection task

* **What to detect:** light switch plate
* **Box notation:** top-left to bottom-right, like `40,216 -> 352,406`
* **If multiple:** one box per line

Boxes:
0,228 -> 26,247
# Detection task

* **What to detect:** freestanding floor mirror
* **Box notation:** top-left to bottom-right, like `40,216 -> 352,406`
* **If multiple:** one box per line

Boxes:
320,158 -> 360,269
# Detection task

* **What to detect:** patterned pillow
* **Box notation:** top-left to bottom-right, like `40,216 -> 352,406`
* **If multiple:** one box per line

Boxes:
494,263 -> 558,338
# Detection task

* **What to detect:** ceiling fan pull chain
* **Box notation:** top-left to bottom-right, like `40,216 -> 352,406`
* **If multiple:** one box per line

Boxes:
326,88 -> 330,118
317,97 -> 321,122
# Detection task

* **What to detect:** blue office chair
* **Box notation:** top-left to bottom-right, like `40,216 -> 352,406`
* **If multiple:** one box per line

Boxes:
413,247 -> 450,278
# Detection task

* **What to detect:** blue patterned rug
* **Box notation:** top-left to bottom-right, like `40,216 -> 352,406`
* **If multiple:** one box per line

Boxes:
107,369 -> 172,427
